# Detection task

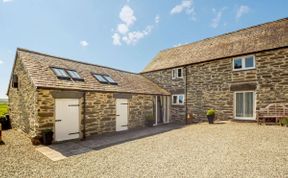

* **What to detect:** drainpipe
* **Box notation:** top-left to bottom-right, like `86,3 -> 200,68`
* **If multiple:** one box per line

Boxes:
82,92 -> 86,140
185,66 -> 188,124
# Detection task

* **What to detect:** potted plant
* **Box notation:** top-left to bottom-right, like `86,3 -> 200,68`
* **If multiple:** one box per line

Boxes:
207,109 -> 216,124
41,129 -> 53,145
145,114 -> 155,127
279,118 -> 288,127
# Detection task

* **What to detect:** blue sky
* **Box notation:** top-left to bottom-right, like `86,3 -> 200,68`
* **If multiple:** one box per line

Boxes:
0,0 -> 287,98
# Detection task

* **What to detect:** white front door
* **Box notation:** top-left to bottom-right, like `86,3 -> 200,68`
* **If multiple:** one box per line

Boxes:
55,99 -> 80,141
116,99 -> 128,131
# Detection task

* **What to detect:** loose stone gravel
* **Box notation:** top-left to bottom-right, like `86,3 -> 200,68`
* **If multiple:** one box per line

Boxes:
1,122 -> 288,178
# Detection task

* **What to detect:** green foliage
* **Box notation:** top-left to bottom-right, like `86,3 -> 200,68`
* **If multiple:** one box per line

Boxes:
0,103 -> 8,117
207,109 -> 216,116
145,113 -> 154,121
279,118 -> 288,126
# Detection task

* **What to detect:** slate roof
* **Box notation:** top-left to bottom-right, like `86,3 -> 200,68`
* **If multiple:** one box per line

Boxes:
142,17 -> 288,73
13,48 -> 170,95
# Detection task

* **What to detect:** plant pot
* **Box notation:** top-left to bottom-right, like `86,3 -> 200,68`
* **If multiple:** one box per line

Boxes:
42,131 -> 53,145
207,115 -> 215,124
146,120 -> 154,127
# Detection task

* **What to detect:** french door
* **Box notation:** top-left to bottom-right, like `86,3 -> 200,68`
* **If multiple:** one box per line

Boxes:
234,91 -> 256,120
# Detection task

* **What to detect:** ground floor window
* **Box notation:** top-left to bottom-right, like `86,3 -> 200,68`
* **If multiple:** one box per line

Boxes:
172,94 -> 185,105
234,91 -> 255,120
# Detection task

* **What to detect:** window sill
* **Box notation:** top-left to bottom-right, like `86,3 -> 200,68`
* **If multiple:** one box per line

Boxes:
232,68 -> 256,72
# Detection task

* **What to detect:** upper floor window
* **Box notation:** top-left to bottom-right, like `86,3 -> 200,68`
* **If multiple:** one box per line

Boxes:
92,73 -> 118,85
233,55 -> 255,71
12,74 -> 18,88
67,70 -> 84,81
51,67 -> 84,81
51,67 -> 70,79
172,94 -> 185,105
172,68 -> 183,79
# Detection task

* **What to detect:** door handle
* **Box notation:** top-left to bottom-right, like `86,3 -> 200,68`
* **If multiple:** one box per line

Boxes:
121,125 -> 128,127
116,115 -> 120,116
55,120 -> 62,122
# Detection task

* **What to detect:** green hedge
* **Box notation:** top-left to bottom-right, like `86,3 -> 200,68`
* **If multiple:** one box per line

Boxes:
0,103 -> 8,117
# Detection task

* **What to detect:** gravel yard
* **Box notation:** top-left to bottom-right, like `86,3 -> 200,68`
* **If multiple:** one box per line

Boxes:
1,122 -> 288,178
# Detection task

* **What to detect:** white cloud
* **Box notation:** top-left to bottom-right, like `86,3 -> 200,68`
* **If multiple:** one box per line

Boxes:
170,0 -> 196,21
117,23 -> 129,34
80,41 -> 88,47
112,33 -> 122,46
3,0 -> 13,3
236,5 -> 250,19
0,60 -> 3,64
122,26 -> 153,45
112,5 -> 156,46
155,15 -> 160,24
119,5 -> 136,26
211,8 -> 226,28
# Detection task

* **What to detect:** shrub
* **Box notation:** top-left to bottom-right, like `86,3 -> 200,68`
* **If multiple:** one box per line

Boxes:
279,118 -> 288,126
207,109 -> 216,116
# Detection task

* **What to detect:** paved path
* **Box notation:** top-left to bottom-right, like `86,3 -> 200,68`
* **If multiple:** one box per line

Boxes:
36,123 -> 184,161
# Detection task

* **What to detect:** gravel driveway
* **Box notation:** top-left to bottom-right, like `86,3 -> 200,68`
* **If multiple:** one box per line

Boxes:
1,122 -> 288,178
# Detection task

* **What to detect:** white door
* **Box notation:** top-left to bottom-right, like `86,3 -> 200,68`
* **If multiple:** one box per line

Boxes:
116,99 -> 128,131
55,99 -> 80,141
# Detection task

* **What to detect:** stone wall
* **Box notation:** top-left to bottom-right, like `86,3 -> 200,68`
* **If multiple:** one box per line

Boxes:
143,68 -> 186,122
256,48 -> 288,110
8,55 -> 38,137
36,90 -> 154,138
145,47 -> 288,121
128,95 -> 154,128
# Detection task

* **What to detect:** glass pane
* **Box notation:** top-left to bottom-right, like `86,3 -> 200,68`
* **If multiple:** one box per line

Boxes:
67,70 -> 81,79
94,74 -> 108,83
177,68 -> 182,77
172,69 -> 176,78
178,95 -> 184,104
172,96 -> 177,104
53,68 -> 69,77
103,76 -> 117,84
234,58 -> 242,69
236,93 -> 244,117
244,92 -> 254,117
245,56 -> 254,68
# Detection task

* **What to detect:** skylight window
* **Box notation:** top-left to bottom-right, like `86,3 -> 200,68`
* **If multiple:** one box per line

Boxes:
93,74 -> 109,83
92,73 -> 118,85
51,67 -> 70,79
103,75 -> 117,85
67,70 -> 83,81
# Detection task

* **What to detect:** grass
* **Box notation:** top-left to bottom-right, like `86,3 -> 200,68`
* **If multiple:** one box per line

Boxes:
0,103 -> 8,117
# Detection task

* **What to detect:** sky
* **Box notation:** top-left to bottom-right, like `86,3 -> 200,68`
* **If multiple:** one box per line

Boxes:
0,0 -> 287,98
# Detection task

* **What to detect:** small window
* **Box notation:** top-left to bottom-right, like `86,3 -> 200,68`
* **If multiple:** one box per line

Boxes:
177,68 -> 183,78
51,67 -> 70,79
67,70 -> 83,81
233,55 -> 255,70
93,74 -> 108,83
172,68 -> 183,79
172,69 -> 176,79
12,74 -> 18,88
103,75 -> 117,85
172,94 -> 185,105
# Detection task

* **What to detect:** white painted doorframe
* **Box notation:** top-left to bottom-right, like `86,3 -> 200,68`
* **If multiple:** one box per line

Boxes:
55,99 -> 80,142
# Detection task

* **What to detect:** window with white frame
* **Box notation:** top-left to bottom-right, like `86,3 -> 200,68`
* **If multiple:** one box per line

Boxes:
234,91 -> 255,120
172,68 -> 183,79
233,55 -> 255,70
172,94 -> 185,105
